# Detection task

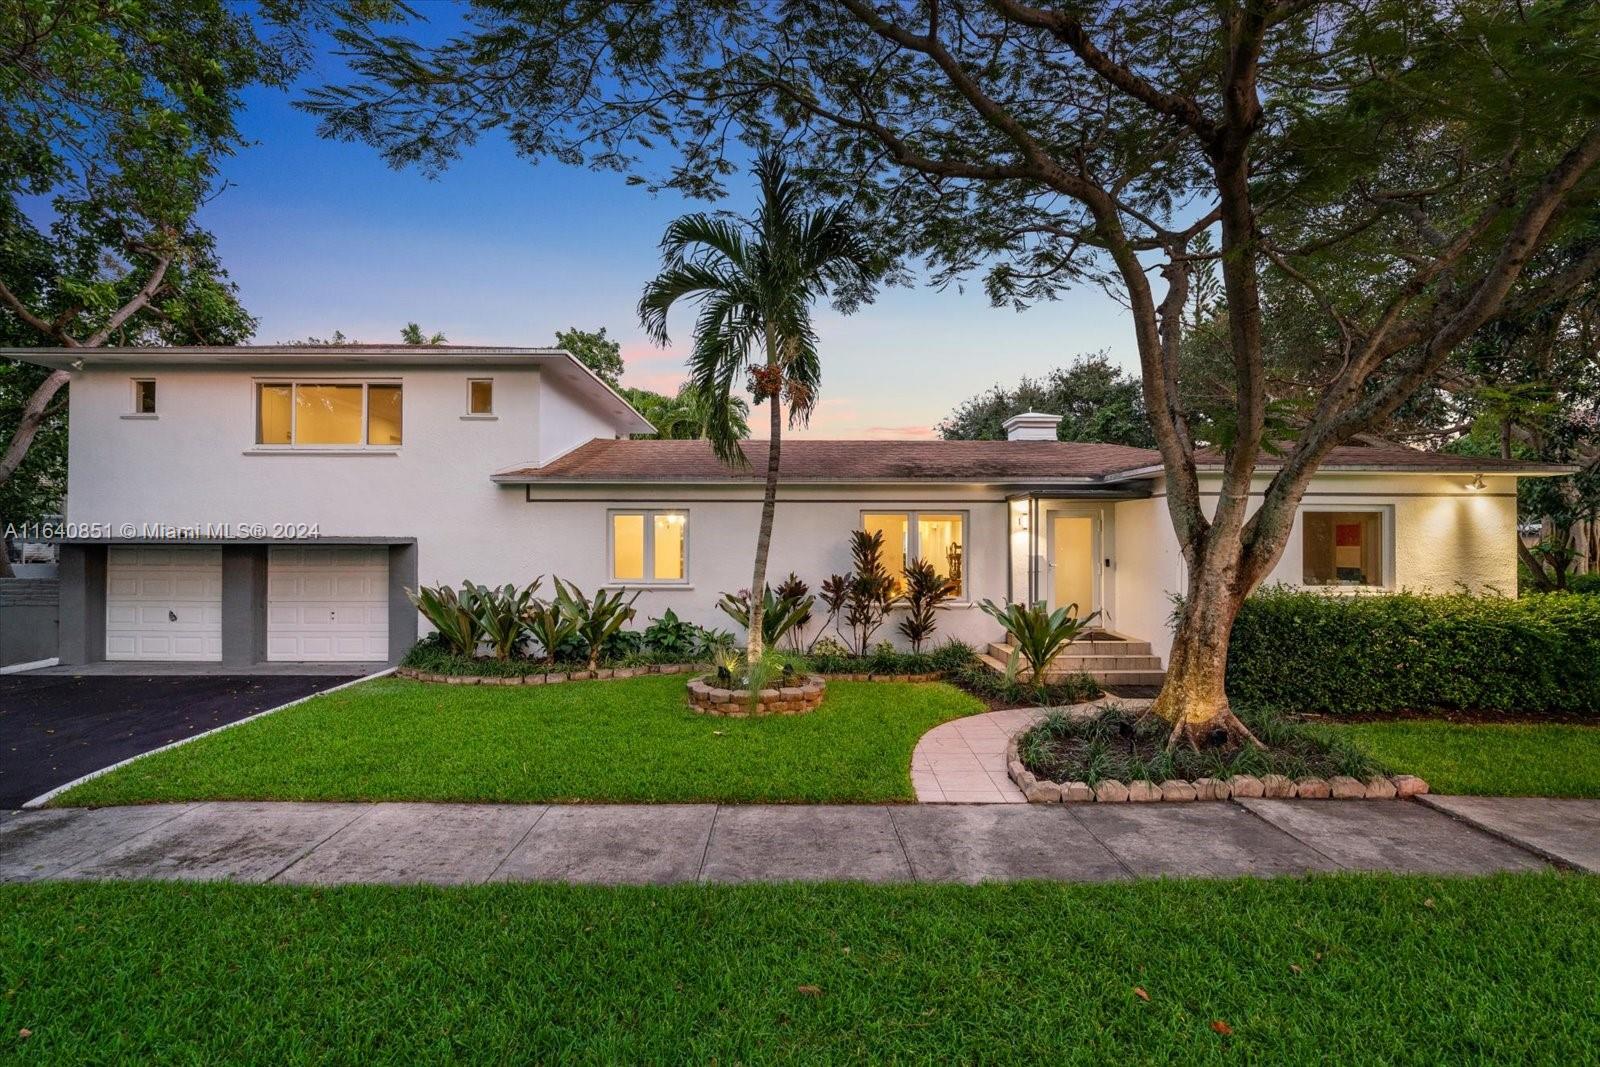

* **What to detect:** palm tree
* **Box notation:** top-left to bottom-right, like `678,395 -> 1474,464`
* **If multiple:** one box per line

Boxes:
400,322 -> 446,345
639,151 -> 874,665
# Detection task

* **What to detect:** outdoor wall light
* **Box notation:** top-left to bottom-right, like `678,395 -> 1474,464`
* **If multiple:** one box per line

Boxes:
1469,473 -> 1487,491
1015,511 -> 1030,531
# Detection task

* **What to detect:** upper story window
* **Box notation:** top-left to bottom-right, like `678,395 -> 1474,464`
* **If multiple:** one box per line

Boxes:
610,509 -> 688,584
255,381 -> 402,448
861,511 -> 966,597
1302,509 -> 1386,588
467,378 -> 494,415
132,379 -> 156,415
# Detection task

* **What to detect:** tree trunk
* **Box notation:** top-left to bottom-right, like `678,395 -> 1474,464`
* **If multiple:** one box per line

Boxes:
1151,550 -> 1262,750
745,358 -> 782,666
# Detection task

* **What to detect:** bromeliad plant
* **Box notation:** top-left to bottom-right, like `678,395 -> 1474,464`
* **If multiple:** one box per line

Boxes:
716,585 -> 816,650
898,558 -> 959,653
978,598 -> 1101,685
463,579 -> 542,661
553,577 -> 641,671
523,595 -> 578,666
406,584 -> 482,657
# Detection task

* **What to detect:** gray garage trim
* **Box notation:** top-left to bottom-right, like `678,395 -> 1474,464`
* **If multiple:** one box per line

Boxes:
0,578 -> 59,667
57,539 -> 416,667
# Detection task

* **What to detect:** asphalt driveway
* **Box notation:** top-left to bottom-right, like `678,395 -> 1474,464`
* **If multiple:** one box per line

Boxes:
0,673 -> 365,808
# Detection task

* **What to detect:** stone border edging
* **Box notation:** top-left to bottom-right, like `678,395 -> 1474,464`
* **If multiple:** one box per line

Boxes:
396,665 -> 944,686
687,674 -> 827,716
1004,731 -> 1429,804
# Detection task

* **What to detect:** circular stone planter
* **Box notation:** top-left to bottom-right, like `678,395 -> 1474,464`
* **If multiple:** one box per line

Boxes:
687,674 -> 827,716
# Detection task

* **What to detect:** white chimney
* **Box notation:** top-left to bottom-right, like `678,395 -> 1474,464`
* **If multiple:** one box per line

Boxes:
1002,411 -> 1063,442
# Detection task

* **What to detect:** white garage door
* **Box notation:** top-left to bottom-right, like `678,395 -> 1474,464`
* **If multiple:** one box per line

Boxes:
267,546 -> 389,661
106,546 -> 224,661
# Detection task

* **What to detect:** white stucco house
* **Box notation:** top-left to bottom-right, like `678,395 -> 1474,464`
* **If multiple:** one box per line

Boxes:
8,344 -> 1568,676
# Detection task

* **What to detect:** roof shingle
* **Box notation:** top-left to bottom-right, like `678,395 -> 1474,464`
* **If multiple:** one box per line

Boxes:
496,438 -> 1568,484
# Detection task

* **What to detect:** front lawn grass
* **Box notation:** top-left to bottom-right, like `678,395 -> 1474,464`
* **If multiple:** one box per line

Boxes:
1325,721 -> 1600,797
54,675 -> 982,806
3,873 -> 1596,1062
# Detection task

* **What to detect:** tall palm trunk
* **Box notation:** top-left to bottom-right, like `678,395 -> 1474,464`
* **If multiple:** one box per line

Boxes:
745,340 -> 781,665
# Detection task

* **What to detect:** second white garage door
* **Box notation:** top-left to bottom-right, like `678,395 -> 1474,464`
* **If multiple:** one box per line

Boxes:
267,546 -> 389,662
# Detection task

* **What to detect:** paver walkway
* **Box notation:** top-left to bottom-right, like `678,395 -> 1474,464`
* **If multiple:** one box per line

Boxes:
912,698 -> 1150,802
3,797 -> 1590,886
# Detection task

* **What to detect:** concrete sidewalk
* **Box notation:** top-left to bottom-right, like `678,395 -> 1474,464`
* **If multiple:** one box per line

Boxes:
3,797 -> 1592,886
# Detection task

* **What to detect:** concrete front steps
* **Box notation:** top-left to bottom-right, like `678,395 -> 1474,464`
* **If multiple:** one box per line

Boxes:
981,631 -> 1166,687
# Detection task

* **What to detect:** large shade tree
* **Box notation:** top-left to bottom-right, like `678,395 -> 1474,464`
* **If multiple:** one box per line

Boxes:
308,0 -> 1600,744
638,152 -> 874,662
0,1 -> 329,571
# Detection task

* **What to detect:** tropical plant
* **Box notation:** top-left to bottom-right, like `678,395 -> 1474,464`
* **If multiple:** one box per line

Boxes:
898,558 -> 959,653
623,382 -> 751,441
716,585 -> 815,650
843,530 -> 900,655
406,584 -> 482,658
978,599 -> 1101,686
816,574 -> 851,651
643,608 -> 699,660
461,580 -> 541,661
639,150 -> 876,666
400,322 -> 446,345
691,625 -> 736,662
552,578 -> 641,671
774,572 -> 813,649
523,596 -> 578,666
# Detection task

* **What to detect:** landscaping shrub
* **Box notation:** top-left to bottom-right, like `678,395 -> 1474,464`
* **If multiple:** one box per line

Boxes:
1567,571 -> 1600,595
1018,703 -> 1380,785
948,660 -> 1102,707
1226,587 -> 1600,715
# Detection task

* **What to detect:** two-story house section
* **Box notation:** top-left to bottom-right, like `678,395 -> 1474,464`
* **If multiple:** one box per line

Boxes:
15,346 -> 650,667
7,342 -> 1569,675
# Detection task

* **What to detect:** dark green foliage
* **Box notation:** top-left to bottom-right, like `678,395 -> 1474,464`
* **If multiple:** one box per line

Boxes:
642,608 -> 698,660
1227,588 -> 1600,715
552,578 -> 641,671
977,598 -> 1100,680
554,326 -> 624,387
1018,704 -> 1381,787
937,352 -> 1155,446
1568,572 -> 1600,595
462,580 -> 541,661
947,662 -> 1102,708
404,584 -> 481,657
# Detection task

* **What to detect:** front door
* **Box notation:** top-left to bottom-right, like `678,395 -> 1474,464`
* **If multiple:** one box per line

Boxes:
1046,509 -> 1100,620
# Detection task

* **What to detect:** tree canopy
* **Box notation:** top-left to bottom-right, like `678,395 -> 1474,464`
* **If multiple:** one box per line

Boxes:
938,352 -> 1154,447
554,326 -> 624,387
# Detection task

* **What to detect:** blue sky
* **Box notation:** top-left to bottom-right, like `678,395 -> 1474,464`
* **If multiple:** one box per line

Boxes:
198,28 -> 1136,438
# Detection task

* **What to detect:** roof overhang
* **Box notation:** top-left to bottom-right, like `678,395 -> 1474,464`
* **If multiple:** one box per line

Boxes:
1,345 -> 655,436
1112,461 -> 1579,479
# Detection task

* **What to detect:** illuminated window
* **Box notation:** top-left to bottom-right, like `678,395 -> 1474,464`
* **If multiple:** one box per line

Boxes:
610,510 -> 689,583
468,379 -> 494,414
1302,510 -> 1385,587
255,382 -> 403,447
132,379 -> 156,414
862,511 -> 967,597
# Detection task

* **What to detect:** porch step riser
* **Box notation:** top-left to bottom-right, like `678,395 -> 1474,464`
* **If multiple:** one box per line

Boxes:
987,643 -> 1159,668
989,640 -> 1154,658
977,654 -> 1166,687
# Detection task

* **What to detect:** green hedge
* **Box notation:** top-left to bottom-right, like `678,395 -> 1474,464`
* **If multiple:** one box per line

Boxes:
1227,588 -> 1600,715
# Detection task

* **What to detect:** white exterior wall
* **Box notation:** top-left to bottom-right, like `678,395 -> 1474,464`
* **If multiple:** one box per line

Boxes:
64,361 -> 625,592
1106,472 -> 1520,660
518,485 -> 1012,649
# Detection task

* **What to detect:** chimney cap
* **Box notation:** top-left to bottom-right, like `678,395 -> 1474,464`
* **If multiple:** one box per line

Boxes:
1002,411 -> 1064,441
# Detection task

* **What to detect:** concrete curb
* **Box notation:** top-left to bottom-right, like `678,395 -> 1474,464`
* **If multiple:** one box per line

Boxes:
21,667 -> 396,809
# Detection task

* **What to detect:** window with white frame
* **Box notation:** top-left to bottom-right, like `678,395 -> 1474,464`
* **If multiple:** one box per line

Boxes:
467,378 -> 494,415
255,381 -> 402,447
132,379 -> 157,414
861,511 -> 967,597
1301,509 -> 1387,587
610,509 -> 689,583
